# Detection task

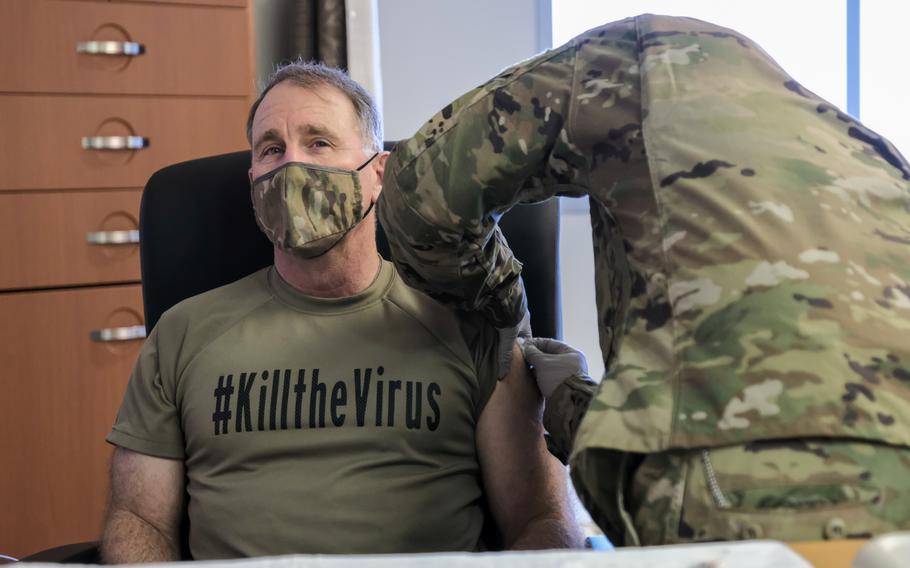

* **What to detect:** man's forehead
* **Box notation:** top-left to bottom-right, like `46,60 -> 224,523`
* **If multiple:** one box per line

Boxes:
252,81 -> 357,135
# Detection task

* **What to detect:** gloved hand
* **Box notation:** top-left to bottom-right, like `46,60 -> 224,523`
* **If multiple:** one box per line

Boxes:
521,337 -> 597,464
521,337 -> 590,397
496,310 -> 532,378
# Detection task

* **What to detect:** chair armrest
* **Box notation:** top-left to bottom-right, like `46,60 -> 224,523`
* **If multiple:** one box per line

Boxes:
19,542 -> 100,564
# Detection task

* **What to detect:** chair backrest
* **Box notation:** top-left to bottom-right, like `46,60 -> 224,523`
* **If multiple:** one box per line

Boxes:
139,148 -> 562,338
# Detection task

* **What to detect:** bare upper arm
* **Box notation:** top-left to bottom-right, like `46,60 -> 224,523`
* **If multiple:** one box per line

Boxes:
475,344 -> 575,548
107,446 -> 185,537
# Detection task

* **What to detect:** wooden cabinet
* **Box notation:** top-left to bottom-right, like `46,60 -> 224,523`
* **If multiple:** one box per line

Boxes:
0,0 -> 253,558
0,95 -> 250,190
0,191 -> 142,290
0,285 -> 145,557
0,1 -> 251,96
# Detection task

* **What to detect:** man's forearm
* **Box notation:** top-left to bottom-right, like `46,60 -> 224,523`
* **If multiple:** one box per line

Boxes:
506,457 -> 585,550
509,514 -> 585,550
101,509 -> 180,564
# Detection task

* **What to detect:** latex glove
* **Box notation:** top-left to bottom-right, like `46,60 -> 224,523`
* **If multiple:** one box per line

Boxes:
521,337 -> 589,397
496,310 -> 532,379
522,337 -> 597,464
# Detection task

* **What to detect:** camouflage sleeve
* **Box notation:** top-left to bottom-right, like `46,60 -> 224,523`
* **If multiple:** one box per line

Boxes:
543,375 -> 598,465
378,43 -> 586,328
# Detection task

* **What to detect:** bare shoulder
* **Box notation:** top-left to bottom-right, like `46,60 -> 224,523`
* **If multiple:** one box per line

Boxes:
479,344 -> 543,437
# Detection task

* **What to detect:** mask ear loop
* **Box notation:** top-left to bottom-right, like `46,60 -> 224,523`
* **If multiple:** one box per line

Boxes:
355,152 -> 380,171
356,151 -> 381,215
360,200 -> 375,220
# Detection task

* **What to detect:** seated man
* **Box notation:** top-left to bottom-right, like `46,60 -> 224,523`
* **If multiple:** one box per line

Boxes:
100,62 -> 582,561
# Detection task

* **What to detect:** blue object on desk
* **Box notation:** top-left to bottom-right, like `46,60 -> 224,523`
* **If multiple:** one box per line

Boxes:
585,535 -> 613,550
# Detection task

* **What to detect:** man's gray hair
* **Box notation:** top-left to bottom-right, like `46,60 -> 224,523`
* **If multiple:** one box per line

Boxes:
246,60 -> 383,152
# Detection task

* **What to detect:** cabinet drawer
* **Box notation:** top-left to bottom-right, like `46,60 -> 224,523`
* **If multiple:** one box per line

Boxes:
0,94 -> 249,190
0,284 -> 144,558
99,0 -> 247,6
0,0 -> 251,96
0,190 -> 142,290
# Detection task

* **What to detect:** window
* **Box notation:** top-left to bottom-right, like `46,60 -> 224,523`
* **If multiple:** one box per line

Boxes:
553,1 -> 847,108
861,0 -> 910,155
552,1 -> 910,166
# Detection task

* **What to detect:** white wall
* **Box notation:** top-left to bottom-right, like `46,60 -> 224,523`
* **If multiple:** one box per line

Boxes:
379,0 -> 549,141
554,1 -> 848,109
861,1 -> 910,156
559,199 -> 604,381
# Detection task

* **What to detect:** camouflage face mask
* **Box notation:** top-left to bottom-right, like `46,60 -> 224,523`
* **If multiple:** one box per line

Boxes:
251,153 -> 378,258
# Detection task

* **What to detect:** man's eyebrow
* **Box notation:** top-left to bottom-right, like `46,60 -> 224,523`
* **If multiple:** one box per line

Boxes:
252,129 -> 282,152
299,124 -> 336,139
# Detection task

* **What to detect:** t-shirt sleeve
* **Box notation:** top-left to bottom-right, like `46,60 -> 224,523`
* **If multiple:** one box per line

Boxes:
107,324 -> 185,459
460,314 -> 500,418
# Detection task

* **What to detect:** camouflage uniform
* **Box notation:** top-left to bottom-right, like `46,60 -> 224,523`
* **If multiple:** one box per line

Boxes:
377,15 -> 910,545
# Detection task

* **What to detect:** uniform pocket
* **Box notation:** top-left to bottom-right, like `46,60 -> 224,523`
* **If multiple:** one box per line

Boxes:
698,442 -> 882,514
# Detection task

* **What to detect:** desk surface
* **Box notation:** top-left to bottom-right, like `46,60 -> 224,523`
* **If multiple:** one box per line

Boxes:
22,542 -> 812,568
789,540 -> 866,568
22,536 -> 910,567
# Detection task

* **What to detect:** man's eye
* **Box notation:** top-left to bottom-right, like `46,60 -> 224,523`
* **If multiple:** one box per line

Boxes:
261,146 -> 282,156
311,140 -> 331,149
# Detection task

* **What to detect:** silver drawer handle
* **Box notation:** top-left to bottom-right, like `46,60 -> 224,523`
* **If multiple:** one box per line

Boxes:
76,41 -> 145,56
86,230 -> 140,245
82,136 -> 149,150
91,325 -> 147,343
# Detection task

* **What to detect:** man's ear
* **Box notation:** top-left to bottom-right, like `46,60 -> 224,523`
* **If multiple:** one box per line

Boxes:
371,151 -> 390,200
248,167 -> 253,184
375,151 -> 390,182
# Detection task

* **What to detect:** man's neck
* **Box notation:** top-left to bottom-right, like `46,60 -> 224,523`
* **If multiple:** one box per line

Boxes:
273,224 -> 381,298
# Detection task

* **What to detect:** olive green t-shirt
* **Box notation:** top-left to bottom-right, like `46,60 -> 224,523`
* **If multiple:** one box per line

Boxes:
108,261 -> 499,558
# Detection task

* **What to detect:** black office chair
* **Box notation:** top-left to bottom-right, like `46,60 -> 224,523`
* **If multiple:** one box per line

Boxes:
17,542 -> 100,564
20,146 -> 562,563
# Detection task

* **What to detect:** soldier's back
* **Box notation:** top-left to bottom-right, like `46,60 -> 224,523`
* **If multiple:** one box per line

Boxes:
570,14 -> 910,453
